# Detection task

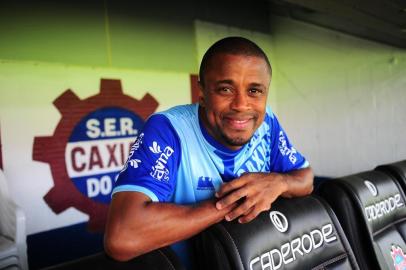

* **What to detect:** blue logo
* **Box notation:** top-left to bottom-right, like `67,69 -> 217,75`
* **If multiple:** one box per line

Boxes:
197,176 -> 214,190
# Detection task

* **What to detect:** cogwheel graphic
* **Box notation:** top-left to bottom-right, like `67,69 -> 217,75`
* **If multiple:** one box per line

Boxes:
33,79 -> 159,231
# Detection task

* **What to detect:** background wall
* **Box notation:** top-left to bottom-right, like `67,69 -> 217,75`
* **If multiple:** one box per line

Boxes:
270,16 -> 406,177
0,0 -> 405,268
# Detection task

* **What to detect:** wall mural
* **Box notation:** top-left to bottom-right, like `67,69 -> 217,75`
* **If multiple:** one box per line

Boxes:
33,79 -> 159,231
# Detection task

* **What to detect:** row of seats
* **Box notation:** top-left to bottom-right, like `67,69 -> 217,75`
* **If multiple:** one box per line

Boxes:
193,159 -> 406,270
46,159 -> 406,270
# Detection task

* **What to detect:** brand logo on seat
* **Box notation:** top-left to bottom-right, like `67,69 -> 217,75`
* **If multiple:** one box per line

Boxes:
269,211 -> 288,233
364,180 -> 378,196
250,218 -> 337,270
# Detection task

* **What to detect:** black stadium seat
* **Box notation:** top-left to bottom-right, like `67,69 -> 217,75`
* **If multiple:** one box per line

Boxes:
194,196 -> 359,270
376,160 -> 406,191
318,170 -> 406,270
43,247 -> 185,270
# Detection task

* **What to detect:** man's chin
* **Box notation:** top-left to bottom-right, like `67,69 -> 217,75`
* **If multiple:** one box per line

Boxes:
223,135 -> 251,148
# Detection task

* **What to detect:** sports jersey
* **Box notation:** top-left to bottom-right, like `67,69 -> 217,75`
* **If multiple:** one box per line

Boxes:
112,103 -> 309,268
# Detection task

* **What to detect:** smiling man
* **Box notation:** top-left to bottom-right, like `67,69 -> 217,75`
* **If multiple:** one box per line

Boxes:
104,37 -> 314,269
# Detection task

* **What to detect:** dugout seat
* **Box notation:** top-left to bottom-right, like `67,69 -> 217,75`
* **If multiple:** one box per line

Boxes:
376,160 -> 406,191
44,247 -> 185,270
318,170 -> 406,270
194,196 -> 359,270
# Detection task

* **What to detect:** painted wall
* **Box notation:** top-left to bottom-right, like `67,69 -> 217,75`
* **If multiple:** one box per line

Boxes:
270,16 -> 406,178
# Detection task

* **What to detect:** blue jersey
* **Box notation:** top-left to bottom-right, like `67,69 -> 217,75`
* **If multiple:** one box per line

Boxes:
112,103 -> 309,267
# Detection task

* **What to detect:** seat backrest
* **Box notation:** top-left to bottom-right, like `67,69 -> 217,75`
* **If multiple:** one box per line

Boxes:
376,160 -> 406,191
194,196 -> 359,270
318,170 -> 406,270
44,247 -> 185,270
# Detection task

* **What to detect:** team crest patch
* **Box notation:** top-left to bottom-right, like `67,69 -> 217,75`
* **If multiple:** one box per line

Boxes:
391,245 -> 406,270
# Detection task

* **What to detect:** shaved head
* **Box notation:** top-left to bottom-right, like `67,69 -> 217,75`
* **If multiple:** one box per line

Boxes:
199,37 -> 272,87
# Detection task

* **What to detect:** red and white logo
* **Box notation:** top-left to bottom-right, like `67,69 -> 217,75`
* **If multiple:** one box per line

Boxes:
33,79 -> 158,231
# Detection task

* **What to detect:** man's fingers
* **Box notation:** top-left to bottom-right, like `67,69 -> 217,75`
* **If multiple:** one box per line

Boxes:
216,178 -> 247,198
224,199 -> 255,221
238,208 -> 260,223
238,202 -> 271,223
216,188 -> 248,210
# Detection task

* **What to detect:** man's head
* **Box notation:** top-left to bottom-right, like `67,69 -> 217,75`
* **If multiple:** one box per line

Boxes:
198,37 -> 272,150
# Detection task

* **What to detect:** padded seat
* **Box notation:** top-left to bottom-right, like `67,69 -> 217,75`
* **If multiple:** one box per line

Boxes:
376,160 -> 406,190
194,196 -> 359,270
44,247 -> 185,270
318,170 -> 406,270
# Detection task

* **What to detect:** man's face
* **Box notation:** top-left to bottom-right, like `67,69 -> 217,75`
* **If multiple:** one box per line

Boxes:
199,53 -> 271,150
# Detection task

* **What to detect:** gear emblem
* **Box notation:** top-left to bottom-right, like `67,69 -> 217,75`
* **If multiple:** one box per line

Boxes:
33,79 -> 159,231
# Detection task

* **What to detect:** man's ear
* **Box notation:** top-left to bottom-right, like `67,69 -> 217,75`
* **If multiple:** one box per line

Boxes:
198,81 -> 205,108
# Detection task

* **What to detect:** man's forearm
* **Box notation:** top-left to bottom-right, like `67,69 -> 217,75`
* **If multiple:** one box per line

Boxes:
104,192 -> 232,261
280,166 -> 314,198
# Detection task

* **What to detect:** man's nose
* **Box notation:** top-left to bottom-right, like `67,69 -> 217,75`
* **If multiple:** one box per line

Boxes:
230,92 -> 250,111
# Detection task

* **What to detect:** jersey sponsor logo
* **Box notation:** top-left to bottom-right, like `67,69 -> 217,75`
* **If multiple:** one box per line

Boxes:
250,217 -> 337,270
365,193 -> 404,221
131,133 -> 144,154
391,245 -> 406,270
117,133 -> 145,176
364,180 -> 378,196
197,176 -> 215,190
269,211 -> 288,233
278,131 -> 297,165
150,142 -> 174,181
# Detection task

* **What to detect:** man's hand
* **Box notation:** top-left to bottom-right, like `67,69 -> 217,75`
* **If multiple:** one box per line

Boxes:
215,167 -> 313,223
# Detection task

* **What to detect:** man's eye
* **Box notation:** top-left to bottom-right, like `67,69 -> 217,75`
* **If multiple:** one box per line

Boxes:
249,88 -> 263,95
218,87 -> 232,93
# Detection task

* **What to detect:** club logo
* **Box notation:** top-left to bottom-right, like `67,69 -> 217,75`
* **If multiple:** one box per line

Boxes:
391,245 -> 406,270
269,210 -> 288,233
364,180 -> 378,197
33,79 -> 158,231
197,176 -> 215,190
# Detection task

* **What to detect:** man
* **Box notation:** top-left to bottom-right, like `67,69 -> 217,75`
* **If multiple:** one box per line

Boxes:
104,37 -> 313,268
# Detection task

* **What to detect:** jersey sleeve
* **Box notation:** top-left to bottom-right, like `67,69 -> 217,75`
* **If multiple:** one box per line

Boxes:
267,111 -> 309,173
112,114 -> 181,202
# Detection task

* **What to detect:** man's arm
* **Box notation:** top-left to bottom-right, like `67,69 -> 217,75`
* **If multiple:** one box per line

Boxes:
215,166 -> 314,223
104,192 -> 235,261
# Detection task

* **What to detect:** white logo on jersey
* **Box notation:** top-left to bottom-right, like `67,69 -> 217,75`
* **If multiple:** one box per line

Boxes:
278,131 -> 297,165
128,159 -> 141,168
150,145 -> 174,181
131,133 -> 144,154
149,141 -> 162,154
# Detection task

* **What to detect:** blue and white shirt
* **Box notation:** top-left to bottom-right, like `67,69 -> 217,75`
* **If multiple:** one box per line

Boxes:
112,103 -> 309,267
